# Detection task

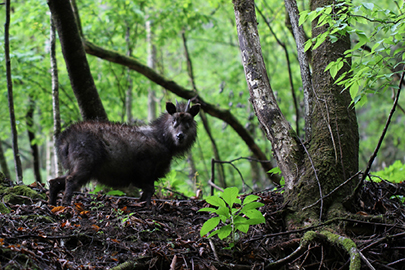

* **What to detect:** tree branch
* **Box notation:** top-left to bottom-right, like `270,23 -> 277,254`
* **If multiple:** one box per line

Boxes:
284,0 -> 313,140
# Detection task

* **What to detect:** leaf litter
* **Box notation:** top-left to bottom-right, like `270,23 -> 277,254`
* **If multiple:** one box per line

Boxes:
0,180 -> 405,269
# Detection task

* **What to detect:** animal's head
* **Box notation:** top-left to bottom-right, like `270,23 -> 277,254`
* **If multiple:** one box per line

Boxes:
165,100 -> 200,147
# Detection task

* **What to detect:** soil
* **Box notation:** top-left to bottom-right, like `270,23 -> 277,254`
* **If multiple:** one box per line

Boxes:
0,180 -> 404,270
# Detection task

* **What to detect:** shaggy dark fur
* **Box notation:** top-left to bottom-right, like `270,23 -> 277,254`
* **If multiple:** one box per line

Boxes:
48,101 -> 200,206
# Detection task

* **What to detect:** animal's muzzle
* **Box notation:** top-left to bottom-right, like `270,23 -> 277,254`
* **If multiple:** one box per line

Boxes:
176,133 -> 185,142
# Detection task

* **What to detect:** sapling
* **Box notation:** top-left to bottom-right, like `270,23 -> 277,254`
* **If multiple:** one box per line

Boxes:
199,187 -> 265,248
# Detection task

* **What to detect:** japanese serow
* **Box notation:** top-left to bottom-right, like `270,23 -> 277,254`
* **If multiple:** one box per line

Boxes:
48,101 -> 200,206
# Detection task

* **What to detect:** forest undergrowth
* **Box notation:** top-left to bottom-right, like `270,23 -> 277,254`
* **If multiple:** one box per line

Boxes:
1,179 -> 404,270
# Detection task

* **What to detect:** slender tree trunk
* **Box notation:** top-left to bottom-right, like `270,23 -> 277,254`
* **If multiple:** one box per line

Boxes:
0,140 -> 11,180
50,16 -> 63,177
47,0 -> 107,121
125,25 -> 134,123
233,0 -> 303,189
5,0 -> 23,184
26,97 -> 42,183
146,19 -> 157,122
181,30 -> 226,188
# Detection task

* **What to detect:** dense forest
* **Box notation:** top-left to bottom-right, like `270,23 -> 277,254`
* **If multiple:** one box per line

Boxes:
1,0 -> 405,269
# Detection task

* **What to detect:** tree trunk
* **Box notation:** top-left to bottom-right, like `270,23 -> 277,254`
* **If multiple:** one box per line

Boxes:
50,16 -> 63,177
233,0 -> 359,226
233,0 -> 303,189
291,0 -> 359,220
146,19 -> 157,122
125,25 -> 134,123
5,0 -> 23,184
47,0 -> 107,121
26,97 -> 42,183
0,140 -> 11,180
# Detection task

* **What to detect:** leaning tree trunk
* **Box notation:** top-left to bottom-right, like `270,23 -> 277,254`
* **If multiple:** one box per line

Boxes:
233,0 -> 359,226
233,0 -> 303,189
47,0 -> 107,121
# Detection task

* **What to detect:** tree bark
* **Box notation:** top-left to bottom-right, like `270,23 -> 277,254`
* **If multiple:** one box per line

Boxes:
284,0 -> 313,140
47,0 -> 107,121
233,0 -> 359,225
298,0 -> 359,214
233,0 -> 303,189
125,25 -> 134,123
84,40 -> 279,183
146,19 -> 157,122
50,16 -> 63,177
0,140 -> 11,180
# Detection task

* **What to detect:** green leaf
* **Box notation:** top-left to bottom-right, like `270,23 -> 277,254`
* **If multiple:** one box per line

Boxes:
304,40 -> 312,52
268,167 -> 281,175
214,206 -> 230,219
242,194 -> 260,205
244,209 -> 266,224
241,202 -> 264,212
205,196 -> 226,208
235,223 -> 249,233
221,187 -> 239,208
362,3 -> 374,10
198,207 -> 217,213
299,10 -> 309,26
313,31 -> 329,51
200,217 -> 220,237
217,225 -> 232,240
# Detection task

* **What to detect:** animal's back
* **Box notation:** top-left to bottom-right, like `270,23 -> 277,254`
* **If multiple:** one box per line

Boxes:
57,121 -> 172,188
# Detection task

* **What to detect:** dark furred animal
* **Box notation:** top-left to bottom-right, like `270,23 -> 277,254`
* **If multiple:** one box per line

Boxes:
48,101 -> 200,206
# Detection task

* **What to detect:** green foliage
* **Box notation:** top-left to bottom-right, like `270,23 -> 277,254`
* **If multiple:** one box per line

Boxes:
89,184 -> 126,196
371,160 -> 405,183
0,0 -> 404,193
268,167 -> 285,187
300,1 -> 405,106
199,187 -> 265,248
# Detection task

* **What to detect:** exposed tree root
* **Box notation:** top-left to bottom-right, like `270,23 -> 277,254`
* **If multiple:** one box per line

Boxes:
265,231 -> 362,270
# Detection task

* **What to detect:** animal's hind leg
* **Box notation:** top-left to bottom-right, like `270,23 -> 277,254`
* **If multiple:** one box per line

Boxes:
62,168 -> 92,205
140,185 -> 155,206
48,176 -> 67,205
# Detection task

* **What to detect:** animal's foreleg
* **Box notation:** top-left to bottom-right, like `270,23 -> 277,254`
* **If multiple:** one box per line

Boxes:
48,176 -> 66,205
62,169 -> 91,205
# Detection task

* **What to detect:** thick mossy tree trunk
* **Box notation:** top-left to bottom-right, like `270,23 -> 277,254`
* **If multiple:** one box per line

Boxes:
233,0 -> 359,227
290,0 -> 359,222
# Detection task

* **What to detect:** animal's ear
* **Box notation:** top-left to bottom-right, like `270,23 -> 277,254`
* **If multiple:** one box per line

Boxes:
188,104 -> 200,117
166,102 -> 177,115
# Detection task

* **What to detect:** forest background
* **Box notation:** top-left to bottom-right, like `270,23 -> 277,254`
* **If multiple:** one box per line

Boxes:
1,0 -> 404,197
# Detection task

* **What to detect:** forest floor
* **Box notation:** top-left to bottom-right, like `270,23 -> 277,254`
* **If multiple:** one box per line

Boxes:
0,180 -> 405,270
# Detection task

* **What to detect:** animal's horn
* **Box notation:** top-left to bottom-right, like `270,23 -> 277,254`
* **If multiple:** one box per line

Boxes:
185,99 -> 191,112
